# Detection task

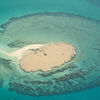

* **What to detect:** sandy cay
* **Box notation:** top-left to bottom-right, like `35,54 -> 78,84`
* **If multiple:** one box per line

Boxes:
8,42 -> 76,72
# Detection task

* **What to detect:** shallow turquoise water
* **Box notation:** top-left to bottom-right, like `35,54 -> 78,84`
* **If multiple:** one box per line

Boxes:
0,0 -> 100,100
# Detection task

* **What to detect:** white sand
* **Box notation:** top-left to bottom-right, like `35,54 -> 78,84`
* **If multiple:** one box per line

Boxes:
9,44 -> 43,59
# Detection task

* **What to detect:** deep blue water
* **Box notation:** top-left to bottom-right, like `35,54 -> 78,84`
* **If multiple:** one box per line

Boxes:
0,0 -> 100,100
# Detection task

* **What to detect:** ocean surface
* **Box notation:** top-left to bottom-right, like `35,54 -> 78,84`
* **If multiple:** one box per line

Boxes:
0,0 -> 100,100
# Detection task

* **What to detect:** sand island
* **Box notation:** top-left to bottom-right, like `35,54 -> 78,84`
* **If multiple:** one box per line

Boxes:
9,42 -> 76,72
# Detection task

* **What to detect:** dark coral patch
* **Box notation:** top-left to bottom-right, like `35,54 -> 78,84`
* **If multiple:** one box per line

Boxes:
8,63 -> 100,96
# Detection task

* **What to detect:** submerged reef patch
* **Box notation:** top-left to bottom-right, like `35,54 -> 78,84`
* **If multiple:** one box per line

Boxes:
7,40 -> 33,48
8,63 -> 100,96
0,78 -> 4,88
0,58 -> 13,70
7,40 -> 46,48
86,0 -> 100,7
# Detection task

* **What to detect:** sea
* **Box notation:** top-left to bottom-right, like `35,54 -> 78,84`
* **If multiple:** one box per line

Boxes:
0,0 -> 100,100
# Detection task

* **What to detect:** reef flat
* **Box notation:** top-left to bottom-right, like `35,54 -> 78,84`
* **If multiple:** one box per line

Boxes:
0,12 -> 100,96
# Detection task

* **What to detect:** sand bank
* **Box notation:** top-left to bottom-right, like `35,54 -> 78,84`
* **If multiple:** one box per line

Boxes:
10,42 -> 76,72
0,42 -> 76,72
